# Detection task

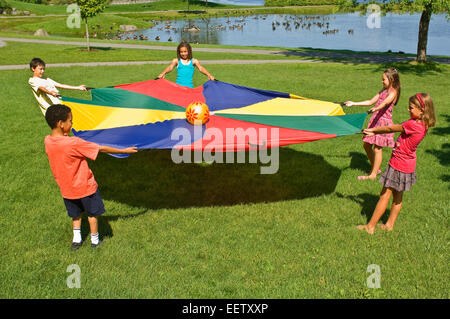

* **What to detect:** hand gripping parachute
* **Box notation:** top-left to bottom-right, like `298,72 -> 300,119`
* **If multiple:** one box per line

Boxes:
61,79 -> 366,156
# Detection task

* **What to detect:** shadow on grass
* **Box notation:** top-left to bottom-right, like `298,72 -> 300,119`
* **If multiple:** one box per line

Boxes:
426,143 -> 450,187
91,148 -> 341,210
177,0 -> 226,9
86,46 -> 113,51
347,151 -> 370,172
62,46 -> 115,52
427,115 -> 450,186
372,61 -> 444,75
78,46 -> 115,52
335,192 -> 387,224
80,210 -> 149,240
426,143 -> 450,167
442,175 -> 450,188
277,49 -> 448,72
431,114 -> 450,137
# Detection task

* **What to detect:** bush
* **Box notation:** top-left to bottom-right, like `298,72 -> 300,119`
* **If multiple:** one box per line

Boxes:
0,0 -> 12,13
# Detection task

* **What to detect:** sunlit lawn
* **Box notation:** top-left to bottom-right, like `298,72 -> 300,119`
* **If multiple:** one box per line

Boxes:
0,48 -> 448,298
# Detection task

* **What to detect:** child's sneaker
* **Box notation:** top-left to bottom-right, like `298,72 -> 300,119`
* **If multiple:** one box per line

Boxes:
91,240 -> 103,248
70,241 -> 83,250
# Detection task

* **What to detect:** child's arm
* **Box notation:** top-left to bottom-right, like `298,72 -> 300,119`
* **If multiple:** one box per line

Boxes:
367,89 -> 397,113
55,83 -> 87,91
193,59 -> 215,81
158,59 -> 178,78
99,146 -> 138,154
345,93 -> 379,107
363,124 -> 404,136
38,86 -> 59,97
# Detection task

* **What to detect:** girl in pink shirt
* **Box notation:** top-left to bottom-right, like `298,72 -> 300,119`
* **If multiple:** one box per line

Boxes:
345,68 -> 401,180
357,93 -> 436,234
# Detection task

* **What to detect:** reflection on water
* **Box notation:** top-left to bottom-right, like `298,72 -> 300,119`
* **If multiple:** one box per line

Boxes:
122,13 -> 450,55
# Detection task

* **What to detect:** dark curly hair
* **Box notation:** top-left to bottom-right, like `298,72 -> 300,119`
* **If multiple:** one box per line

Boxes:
45,104 -> 71,129
176,41 -> 193,60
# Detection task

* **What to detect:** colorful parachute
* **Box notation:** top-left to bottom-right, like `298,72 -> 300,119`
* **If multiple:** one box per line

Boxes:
61,79 -> 366,154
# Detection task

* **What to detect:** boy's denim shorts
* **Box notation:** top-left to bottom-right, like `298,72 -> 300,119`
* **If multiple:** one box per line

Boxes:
63,188 -> 105,218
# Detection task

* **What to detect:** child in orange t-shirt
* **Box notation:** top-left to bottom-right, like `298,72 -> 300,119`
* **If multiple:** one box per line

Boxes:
44,104 -> 137,250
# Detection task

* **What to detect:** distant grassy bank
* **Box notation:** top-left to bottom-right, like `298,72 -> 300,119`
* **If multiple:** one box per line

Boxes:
6,0 -> 338,16
2,0 -> 338,38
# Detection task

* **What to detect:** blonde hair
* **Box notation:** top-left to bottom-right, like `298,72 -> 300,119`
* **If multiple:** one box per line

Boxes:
409,93 -> 436,129
384,67 -> 401,105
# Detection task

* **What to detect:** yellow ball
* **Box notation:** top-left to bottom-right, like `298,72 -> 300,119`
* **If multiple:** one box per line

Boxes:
186,101 -> 210,125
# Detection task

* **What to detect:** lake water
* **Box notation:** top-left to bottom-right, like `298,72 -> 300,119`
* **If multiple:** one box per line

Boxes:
126,13 -> 450,56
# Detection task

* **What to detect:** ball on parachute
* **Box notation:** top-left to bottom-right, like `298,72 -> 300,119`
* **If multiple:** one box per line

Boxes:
186,101 -> 209,125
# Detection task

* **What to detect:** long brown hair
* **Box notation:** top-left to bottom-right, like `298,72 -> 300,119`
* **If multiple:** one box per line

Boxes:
409,93 -> 436,129
384,67 -> 401,105
177,41 -> 193,60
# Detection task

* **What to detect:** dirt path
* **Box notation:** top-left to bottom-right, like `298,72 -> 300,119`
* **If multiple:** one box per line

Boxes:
0,59 -> 322,70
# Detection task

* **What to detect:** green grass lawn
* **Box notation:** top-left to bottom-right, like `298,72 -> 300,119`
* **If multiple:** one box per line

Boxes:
0,56 -> 448,298
2,14 -> 153,38
3,35 -> 442,67
6,0 -> 69,15
0,40 -> 317,65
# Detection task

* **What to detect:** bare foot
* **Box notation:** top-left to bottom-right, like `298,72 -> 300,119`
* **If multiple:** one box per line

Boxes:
357,175 -> 377,180
357,225 -> 374,234
378,224 -> 393,231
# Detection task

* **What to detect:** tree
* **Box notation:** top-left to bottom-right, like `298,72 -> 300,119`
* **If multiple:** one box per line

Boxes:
339,0 -> 450,62
77,0 -> 109,51
182,0 -> 191,11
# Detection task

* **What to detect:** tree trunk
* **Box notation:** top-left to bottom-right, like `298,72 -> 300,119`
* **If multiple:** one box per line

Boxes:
85,18 -> 90,52
417,4 -> 432,62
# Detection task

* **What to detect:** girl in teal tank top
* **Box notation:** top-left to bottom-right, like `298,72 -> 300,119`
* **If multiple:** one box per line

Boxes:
157,41 -> 215,88
176,58 -> 195,88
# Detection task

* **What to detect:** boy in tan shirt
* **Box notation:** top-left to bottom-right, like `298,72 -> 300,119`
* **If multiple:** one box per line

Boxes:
29,58 -> 87,115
